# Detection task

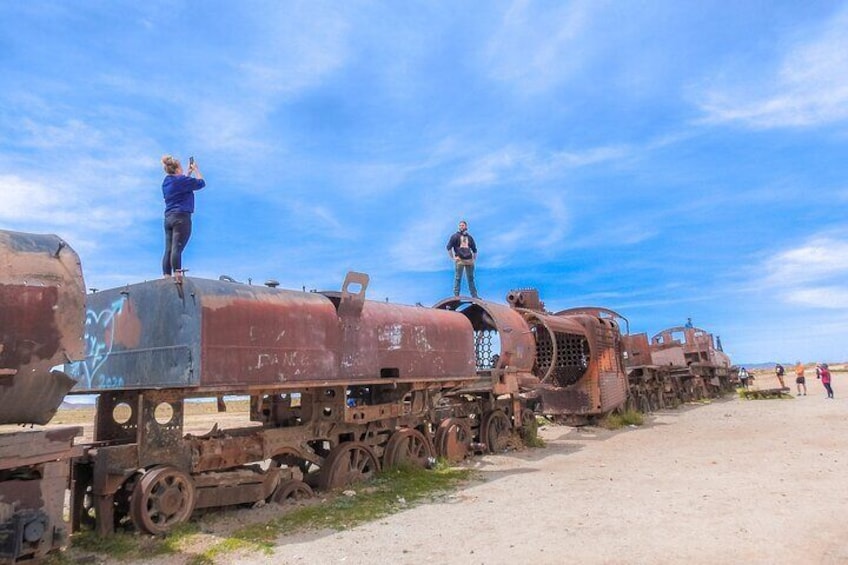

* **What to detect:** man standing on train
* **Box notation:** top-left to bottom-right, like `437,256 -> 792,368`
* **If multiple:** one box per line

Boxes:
446,219 -> 478,298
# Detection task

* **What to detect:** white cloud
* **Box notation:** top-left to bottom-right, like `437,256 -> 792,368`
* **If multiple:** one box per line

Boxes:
449,143 -> 630,187
697,7 -> 848,128
484,0 -> 595,93
784,286 -> 848,309
766,236 -> 848,285
450,147 -> 529,186
0,175 -> 69,222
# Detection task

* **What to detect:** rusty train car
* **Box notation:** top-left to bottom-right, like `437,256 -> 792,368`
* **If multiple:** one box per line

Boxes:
0,227 -> 737,557
64,276 -> 640,536
0,230 -> 86,563
540,307 -> 736,413
622,320 -> 735,411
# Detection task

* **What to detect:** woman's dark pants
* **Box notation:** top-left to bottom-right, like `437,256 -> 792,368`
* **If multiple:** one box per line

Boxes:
162,212 -> 192,276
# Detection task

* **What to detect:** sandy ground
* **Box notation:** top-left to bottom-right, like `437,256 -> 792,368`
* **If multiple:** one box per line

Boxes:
226,380 -> 847,565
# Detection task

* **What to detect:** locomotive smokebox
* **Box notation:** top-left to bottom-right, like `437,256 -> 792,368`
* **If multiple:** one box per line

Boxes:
529,309 -> 628,418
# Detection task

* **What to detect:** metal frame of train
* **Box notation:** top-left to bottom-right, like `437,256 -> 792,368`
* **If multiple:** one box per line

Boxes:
0,229 -> 736,562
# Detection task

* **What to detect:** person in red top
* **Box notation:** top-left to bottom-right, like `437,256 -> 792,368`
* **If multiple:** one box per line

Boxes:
817,363 -> 834,399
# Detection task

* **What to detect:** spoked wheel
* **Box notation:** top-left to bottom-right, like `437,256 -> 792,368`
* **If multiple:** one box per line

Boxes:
518,408 -> 537,439
481,410 -> 512,453
130,466 -> 196,535
272,479 -> 314,504
383,429 -> 433,469
318,442 -> 380,491
435,418 -> 471,462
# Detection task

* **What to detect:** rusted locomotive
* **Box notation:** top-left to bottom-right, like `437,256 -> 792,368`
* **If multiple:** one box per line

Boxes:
0,230 -> 86,563
622,321 -> 735,411
435,290 -> 629,425
63,275 -> 643,536
65,273 -> 526,536
1,227 -> 737,557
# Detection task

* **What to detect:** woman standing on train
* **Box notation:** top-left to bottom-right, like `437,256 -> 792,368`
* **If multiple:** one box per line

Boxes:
161,155 -> 205,281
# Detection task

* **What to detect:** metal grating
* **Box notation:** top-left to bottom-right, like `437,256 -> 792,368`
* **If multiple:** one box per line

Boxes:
534,326 -> 589,386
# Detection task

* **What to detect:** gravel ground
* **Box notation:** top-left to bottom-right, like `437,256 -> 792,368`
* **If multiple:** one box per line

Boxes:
229,388 -> 848,565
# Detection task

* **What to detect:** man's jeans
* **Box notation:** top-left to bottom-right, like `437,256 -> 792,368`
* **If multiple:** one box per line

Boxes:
454,261 -> 478,298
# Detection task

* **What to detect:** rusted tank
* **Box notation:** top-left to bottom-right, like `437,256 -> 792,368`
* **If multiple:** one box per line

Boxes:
0,228 -> 85,562
69,272 -> 475,393
0,229 -> 85,425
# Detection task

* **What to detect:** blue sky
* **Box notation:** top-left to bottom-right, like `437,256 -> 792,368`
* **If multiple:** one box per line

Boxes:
2,1 -> 847,364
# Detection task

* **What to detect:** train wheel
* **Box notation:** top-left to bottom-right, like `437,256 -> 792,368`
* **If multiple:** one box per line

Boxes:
130,466 -> 196,535
435,418 -> 471,462
383,429 -> 432,469
519,408 -> 537,439
481,410 -> 511,453
318,442 -> 380,491
272,479 -> 314,504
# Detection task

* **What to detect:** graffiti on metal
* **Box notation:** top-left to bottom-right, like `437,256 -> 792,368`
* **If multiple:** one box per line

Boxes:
69,297 -> 127,389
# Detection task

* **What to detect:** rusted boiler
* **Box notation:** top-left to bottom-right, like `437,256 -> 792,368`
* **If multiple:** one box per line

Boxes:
0,229 -> 85,563
435,291 -> 629,423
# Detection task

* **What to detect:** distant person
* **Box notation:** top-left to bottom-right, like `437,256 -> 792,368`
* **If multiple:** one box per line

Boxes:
161,155 -> 205,281
446,220 -> 478,298
818,363 -> 834,399
738,367 -> 750,390
794,361 -> 807,396
775,363 -> 786,388
684,317 -> 693,329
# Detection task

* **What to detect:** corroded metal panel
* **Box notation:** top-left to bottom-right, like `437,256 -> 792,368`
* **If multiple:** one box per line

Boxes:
621,332 -> 653,368
338,302 -> 476,380
198,280 -> 341,386
68,278 -> 198,391
0,229 -> 85,425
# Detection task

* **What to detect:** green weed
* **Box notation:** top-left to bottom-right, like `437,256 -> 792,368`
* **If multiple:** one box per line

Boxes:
600,408 -> 644,430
